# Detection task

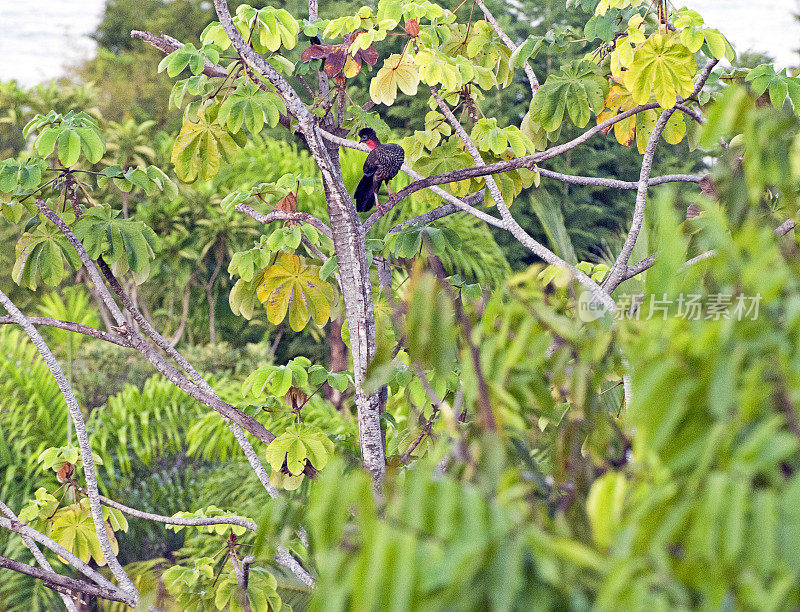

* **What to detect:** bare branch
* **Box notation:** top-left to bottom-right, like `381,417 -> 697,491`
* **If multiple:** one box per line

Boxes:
680,250 -> 718,269
622,211 -> 796,283
675,102 -> 702,124
230,551 -> 253,612
389,203 -> 459,232
398,408 -> 438,465
378,100 -> 707,209
604,61 -> 720,293
35,200 -> 276,446
0,316 -> 132,347
623,253 -> 658,281
0,501 -> 78,612
534,169 -> 702,190
79,490 -> 258,530
604,108 -> 676,292
430,87 -> 618,313
381,104 -> 662,207
387,191 -> 486,234
776,217 -> 797,236
0,289 -> 138,604
235,203 -> 333,239
0,517 -> 124,596
0,556 -> 131,604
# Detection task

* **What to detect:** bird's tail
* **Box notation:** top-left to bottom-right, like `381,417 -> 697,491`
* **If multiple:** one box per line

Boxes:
354,174 -> 376,212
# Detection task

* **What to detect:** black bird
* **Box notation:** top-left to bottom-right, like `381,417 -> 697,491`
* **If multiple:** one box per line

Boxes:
353,128 -> 405,213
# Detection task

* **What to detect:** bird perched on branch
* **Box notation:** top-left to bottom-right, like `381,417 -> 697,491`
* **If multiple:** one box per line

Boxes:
354,128 -> 405,213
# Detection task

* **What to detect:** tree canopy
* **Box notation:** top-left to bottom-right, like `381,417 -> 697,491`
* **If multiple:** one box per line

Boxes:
1,0 -> 800,610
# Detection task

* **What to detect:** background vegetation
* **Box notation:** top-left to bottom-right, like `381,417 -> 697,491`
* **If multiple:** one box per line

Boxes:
1,0 -> 799,610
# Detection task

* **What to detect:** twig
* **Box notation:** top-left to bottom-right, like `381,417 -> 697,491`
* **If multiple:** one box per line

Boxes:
399,408 -> 439,464
426,249 -> 495,430
0,316 -> 132,347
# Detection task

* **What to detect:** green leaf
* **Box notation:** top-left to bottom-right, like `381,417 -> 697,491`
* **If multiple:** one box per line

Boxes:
171,110 -> 240,183
73,204 -> 159,282
530,61 -> 607,130
625,34 -> 696,109
57,129 -> 81,167
76,127 -> 105,163
35,127 -> 60,157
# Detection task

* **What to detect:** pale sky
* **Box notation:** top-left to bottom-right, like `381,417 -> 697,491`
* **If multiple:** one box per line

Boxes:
0,0 -> 798,86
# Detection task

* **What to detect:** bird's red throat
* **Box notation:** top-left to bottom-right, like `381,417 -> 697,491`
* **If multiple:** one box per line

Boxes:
365,140 -> 376,150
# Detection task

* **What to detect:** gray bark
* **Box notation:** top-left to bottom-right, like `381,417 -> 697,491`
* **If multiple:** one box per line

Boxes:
213,0 -> 386,481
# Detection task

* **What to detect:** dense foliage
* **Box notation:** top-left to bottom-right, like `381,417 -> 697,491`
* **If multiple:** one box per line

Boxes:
1,0 -> 800,610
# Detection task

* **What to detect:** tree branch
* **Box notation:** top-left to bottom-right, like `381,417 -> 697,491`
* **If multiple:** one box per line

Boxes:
235,204 -> 333,239
92,488 -> 313,586
776,217 -> 797,236
534,169 -> 702,190
131,30 -> 228,78
430,87 -> 617,313
212,0 -> 387,482
0,516 -> 125,597
35,200 -> 276,446
0,556 -> 132,604
474,0 -> 539,94
387,192 -> 485,234
88,492 -> 258,531
604,107 -> 676,292
0,316 -> 132,347
0,290 -> 138,604
0,501 -> 79,612
604,60 -> 720,292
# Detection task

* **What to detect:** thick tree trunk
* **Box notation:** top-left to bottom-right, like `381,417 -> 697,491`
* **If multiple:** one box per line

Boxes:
212,0 -> 385,481
320,171 -> 385,481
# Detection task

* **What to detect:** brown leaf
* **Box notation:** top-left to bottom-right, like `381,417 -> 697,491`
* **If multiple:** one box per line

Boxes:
404,19 -> 420,37
686,204 -> 701,219
284,386 -> 308,410
699,175 -> 718,200
303,462 -> 318,479
276,191 -> 297,213
356,45 -> 379,66
324,49 -> 347,77
56,462 -> 75,483
301,44 -> 334,62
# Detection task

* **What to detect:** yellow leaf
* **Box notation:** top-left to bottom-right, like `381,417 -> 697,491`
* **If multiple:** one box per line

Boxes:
661,111 -> 686,145
369,53 -> 419,106
256,253 -> 335,331
635,108 -> 658,154
343,56 -> 360,78
626,34 -> 696,109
